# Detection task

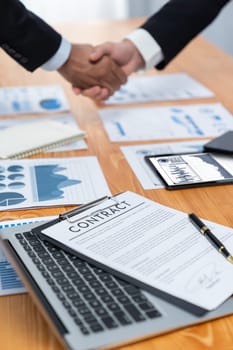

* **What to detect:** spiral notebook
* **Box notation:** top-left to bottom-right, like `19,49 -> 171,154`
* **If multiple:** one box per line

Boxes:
0,119 -> 86,159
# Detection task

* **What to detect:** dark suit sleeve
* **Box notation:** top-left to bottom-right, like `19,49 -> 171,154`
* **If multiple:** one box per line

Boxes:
0,0 -> 62,71
141,0 -> 230,69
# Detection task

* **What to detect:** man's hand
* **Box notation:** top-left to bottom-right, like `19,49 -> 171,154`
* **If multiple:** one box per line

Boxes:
90,39 -> 145,76
73,39 -> 145,101
58,43 -> 127,95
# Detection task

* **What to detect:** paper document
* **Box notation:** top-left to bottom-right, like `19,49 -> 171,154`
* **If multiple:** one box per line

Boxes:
121,140 -> 207,189
99,103 -> 233,142
0,85 -> 69,115
107,73 -> 214,104
0,157 -> 111,211
40,191 -> 233,311
0,216 -> 55,296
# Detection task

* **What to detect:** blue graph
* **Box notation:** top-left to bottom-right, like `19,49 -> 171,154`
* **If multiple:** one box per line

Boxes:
39,98 -> 62,110
34,164 -> 81,201
0,192 -> 26,206
0,162 -> 82,208
0,261 -> 24,290
0,219 -> 47,294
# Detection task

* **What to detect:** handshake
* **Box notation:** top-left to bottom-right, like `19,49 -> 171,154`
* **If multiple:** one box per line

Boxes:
58,39 -> 145,103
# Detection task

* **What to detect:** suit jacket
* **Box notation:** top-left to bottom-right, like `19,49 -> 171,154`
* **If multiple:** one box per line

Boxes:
141,0 -> 231,69
0,0 -> 61,71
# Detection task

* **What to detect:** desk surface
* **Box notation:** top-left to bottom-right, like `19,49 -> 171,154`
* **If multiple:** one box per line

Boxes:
1,18 -> 233,350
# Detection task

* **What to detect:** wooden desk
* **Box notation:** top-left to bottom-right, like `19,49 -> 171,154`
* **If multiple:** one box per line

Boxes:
1,18 -> 233,350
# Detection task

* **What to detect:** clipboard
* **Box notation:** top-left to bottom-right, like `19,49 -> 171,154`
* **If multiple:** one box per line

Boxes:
32,191 -> 233,317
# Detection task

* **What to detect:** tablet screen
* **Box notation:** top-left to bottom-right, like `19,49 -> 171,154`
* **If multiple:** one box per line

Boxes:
145,153 -> 233,188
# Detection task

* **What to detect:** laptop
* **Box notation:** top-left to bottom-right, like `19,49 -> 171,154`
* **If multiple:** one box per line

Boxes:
1,222 -> 233,350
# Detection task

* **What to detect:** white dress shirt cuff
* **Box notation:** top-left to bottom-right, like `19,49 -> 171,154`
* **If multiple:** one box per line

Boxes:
42,38 -> 72,71
126,28 -> 164,71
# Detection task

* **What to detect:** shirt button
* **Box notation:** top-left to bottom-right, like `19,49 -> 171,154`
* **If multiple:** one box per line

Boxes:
2,43 -> 9,50
8,48 -> 16,55
14,53 -> 22,59
20,57 -> 29,64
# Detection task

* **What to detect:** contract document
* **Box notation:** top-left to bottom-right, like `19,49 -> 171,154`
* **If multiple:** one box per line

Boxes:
36,191 -> 233,314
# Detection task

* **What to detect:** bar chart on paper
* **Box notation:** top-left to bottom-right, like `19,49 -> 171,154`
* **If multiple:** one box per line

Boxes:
0,216 -> 55,296
0,260 -> 24,293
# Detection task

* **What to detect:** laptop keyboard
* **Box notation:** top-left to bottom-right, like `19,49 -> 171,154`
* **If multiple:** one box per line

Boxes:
15,231 -> 161,335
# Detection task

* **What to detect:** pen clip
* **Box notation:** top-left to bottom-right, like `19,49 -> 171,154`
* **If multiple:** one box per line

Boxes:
59,195 -> 120,223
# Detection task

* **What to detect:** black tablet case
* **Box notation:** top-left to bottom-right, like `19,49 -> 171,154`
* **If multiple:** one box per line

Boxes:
204,131 -> 233,154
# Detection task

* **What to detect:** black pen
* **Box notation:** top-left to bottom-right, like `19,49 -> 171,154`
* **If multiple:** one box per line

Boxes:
188,213 -> 233,264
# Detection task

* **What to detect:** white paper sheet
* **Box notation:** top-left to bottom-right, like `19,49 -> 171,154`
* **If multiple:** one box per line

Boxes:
0,114 -> 87,152
106,73 -> 214,104
0,85 -> 69,115
0,216 -> 55,296
99,103 -> 233,142
121,140 -> 207,189
41,191 -> 233,311
0,157 -> 111,211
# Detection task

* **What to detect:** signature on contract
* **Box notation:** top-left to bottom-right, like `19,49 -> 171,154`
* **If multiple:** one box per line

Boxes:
185,263 -> 221,293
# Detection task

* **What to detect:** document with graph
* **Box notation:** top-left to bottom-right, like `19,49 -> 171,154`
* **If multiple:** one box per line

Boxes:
106,73 -> 214,104
0,216 -> 55,296
99,103 -> 233,142
0,85 -> 69,115
0,157 -> 111,211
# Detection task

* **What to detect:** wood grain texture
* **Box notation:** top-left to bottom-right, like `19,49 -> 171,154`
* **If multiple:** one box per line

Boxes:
1,18 -> 233,350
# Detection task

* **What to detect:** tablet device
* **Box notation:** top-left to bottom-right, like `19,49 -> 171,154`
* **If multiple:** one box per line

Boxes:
204,131 -> 233,154
145,152 -> 233,189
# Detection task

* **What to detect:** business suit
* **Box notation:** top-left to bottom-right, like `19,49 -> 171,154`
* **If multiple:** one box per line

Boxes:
0,0 -> 61,71
141,0 -> 231,69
